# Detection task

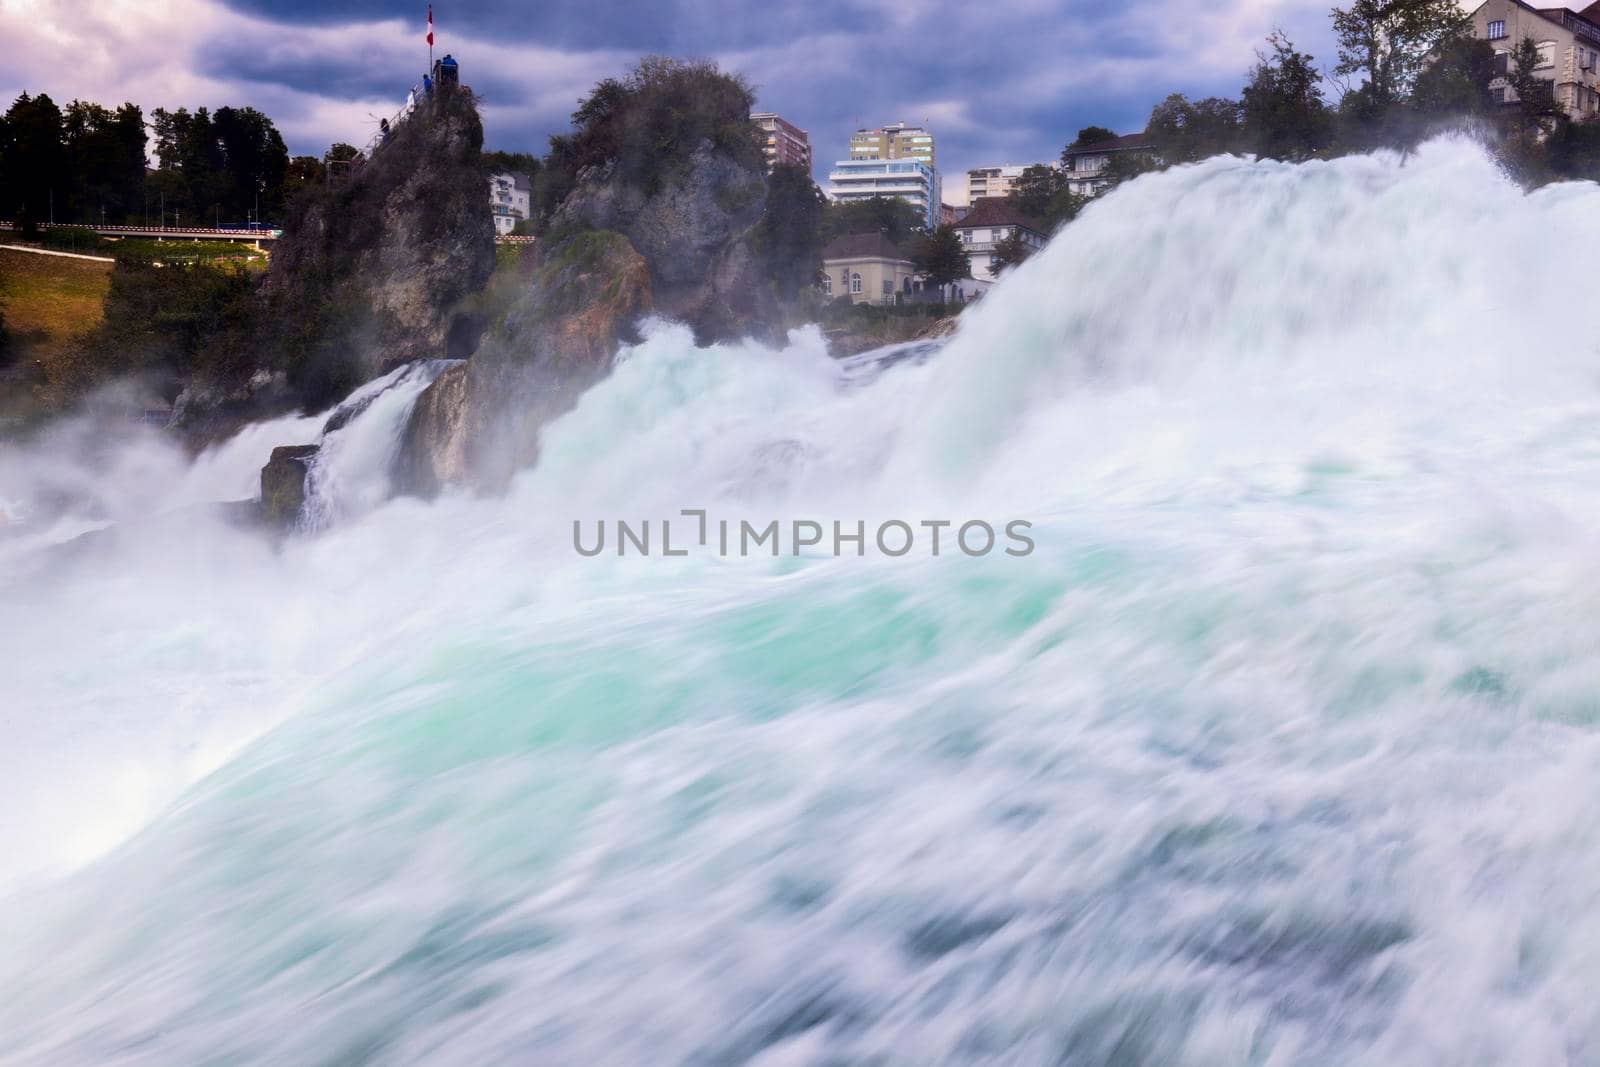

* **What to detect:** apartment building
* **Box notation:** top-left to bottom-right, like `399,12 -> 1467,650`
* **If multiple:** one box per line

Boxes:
966,164 -> 1032,205
1059,133 -> 1156,198
751,112 -> 812,171
848,122 -> 936,169
827,158 -> 943,230
1471,0 -> 1600,119
489,172 -> 531,235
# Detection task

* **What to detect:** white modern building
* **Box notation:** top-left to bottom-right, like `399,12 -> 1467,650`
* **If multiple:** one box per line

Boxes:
826,158 -> 942,230
489,172 -> 531,235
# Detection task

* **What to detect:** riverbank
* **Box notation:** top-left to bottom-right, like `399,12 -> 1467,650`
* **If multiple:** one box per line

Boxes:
0,247 -> 113,432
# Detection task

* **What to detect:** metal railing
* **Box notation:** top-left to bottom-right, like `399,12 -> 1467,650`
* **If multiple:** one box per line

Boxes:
0,220 -> 281,239
361,81 -> 427,160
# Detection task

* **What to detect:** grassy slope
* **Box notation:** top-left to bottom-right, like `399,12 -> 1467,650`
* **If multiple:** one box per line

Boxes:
0,248 -> 113,428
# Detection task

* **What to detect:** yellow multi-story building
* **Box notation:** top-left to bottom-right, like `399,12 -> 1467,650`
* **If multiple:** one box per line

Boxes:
848,122 -> 936,170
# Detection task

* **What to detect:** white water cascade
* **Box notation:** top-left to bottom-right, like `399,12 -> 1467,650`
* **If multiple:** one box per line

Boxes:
3,138 -> 1600,1065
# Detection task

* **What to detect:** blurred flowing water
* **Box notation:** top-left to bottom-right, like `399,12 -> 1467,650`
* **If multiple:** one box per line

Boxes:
4,139 -> 1600,1065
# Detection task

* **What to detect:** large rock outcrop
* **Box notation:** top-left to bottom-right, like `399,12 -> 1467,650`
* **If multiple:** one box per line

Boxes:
549,140 -> 776,344
399,136 -> 779,491
240,84 -> 495,411
399,230 -> 652,492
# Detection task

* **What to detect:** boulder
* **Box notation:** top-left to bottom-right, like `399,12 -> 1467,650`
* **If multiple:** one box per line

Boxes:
260,444 -> 320,528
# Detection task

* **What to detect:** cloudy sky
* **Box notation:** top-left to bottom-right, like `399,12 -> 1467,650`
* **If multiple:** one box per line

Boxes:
0,0 -> 1336,198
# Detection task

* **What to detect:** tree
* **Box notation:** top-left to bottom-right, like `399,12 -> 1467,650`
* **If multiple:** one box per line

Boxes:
911,224 -> 971,289
1101,151 -> 1160,188
1146,93 -> 1244,163
59,100 -> 146,223
1331,0 -> 1471,109
281,155 -> 327,203
991,229 -> 1036,274
821,195 -> 926,245
212,106 -> 289,222
0,93 -> 65,230
754,163 -> 826,302
1070,125 -> 1118,148
1007,164 -> 1085,231
561,57 -> 759,194
1410,34 -> 1496,117
1509,36 -> 1557,122
1242,31 -> 1334,160
482,149 -> 540,177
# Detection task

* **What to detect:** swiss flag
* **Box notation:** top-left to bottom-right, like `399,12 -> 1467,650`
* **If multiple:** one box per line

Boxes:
426,6 -> 434,47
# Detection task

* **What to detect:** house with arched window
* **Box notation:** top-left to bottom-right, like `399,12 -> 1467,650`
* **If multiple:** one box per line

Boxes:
820,233 -> 918,306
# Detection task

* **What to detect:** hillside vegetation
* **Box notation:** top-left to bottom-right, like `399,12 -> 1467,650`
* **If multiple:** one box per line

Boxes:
0,248 -> 111,428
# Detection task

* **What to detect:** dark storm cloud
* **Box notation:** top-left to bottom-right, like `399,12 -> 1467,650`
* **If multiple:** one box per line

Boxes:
5,0 -> 1337,187
217,0 -> 889,52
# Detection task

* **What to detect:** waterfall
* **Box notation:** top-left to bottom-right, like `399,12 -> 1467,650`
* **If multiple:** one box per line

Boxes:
5,138 -> 1600,1066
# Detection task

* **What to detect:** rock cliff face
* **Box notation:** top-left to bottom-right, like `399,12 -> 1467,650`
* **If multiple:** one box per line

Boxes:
550,141 -> 776,344
399,230 -> 652,492
247,85 -> 495,410
400,137 -> 775,491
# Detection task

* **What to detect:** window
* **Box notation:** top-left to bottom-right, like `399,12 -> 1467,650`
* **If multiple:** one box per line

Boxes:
1537,41 -> 1556,69
821,274 -> 832,296
882,279 -> 893,297
850,272 -> 862,295
1487,19 -> 1506,39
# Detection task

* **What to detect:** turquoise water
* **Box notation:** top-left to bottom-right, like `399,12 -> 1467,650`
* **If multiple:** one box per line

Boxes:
5,139 -> 1600,1064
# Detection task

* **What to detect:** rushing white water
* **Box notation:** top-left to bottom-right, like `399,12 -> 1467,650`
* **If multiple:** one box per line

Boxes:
5,138 -> 1600,1065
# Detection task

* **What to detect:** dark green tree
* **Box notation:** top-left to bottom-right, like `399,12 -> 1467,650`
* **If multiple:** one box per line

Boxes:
1410,35 -> 1496,116
1509,36 -> 1557,122
281,155 -> 327,204
911,224 -> 971,289
1007,164 -> 1085,231
212,106 -> 289,222
1070,126 -> 1119,147
0,93 -> 65,230
1146,93 -> 1244,163
1101,151 -> 1160,189
1331,0 -> 1471,110
821,195 -> 926,245
561,56 -> 759,193
990,229 -> 1036,274
482,149 -> 540,177
754,163 -> 826,301
1242,32 -> 1334,160
59,100 -> 146,223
